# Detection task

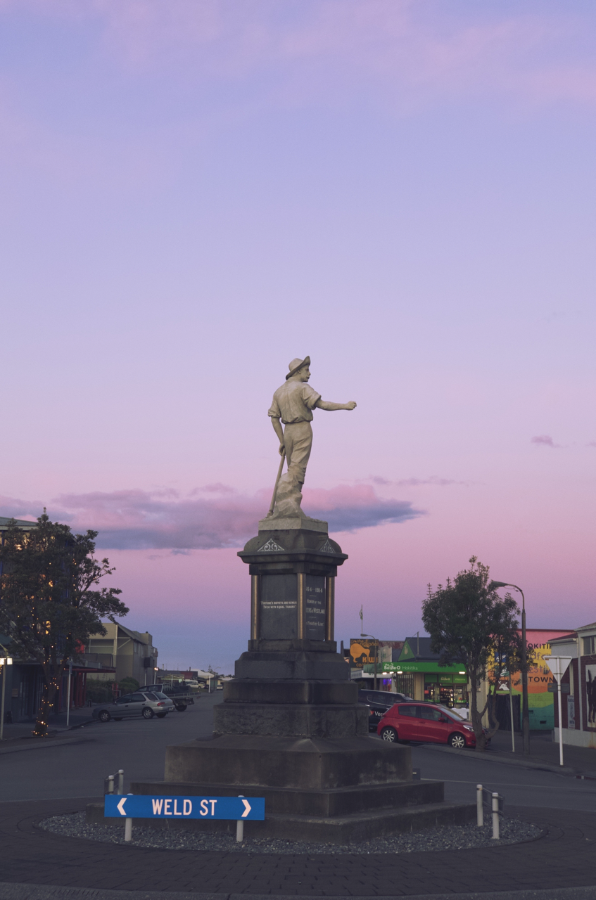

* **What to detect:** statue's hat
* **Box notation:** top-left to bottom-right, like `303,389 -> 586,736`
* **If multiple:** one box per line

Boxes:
286,356 -> 311,380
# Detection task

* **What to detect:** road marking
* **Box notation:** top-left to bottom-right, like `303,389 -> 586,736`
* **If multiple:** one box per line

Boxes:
117,797 -> 127,815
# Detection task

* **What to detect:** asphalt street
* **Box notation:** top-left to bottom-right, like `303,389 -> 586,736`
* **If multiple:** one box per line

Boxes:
0,692 -> 221,802
410,742 -> 596,812
2,694 -> 595,815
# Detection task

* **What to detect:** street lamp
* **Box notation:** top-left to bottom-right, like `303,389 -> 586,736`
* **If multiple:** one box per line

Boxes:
489,580 -> 529,756
0,656 -> 14,742
360,634 -> 379,690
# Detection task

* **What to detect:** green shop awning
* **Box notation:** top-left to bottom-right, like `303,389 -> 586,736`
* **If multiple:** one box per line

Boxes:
395,660 -> 467,675
425,673 -> 468,684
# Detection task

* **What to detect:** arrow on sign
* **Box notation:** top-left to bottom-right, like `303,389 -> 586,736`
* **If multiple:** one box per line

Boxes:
241,799 -> 251,818
117,798 -> 127,816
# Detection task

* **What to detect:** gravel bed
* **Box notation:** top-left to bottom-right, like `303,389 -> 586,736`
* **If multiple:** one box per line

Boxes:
39,811 -> 541,854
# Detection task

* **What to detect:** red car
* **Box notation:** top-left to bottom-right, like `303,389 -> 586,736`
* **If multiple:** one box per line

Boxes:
377,702 -> 476,749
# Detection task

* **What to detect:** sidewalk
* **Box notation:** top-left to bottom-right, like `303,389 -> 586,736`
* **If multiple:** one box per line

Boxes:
424,729 -> 596,777
1,798 -> 596,897
0,708 -> 96,744
486,730 -> 596,776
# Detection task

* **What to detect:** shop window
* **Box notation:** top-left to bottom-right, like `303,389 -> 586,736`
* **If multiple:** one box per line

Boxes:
583,636 -> 596,656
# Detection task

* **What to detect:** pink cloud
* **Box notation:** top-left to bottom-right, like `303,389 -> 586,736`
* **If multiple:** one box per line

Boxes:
531,435 -> 560,448
370,475 -> 467,487
0,484 -> 422,550
1,1 -> 595,108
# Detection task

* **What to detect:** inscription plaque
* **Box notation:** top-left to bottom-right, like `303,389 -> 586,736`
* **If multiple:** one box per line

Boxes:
259,574 -> 297,639
305,574 -> 326,640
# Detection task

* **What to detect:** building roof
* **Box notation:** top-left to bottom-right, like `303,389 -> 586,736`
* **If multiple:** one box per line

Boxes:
398,636 -> 440,662
117,623 -> 152,644
549,632 -> 578,644
0,516 -> 38,530
576,621 -> 596,633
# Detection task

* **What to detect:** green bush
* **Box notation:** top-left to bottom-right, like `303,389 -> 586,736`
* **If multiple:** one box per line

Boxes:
119,677 -> 140,693
85,678 -> 115,704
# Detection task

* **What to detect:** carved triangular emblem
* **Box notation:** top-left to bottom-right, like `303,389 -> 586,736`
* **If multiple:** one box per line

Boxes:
319,539 -> 334,553
258,538 -> 285,552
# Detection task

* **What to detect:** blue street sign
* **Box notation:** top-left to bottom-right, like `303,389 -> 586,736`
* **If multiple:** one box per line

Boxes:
104,795 -> 265,821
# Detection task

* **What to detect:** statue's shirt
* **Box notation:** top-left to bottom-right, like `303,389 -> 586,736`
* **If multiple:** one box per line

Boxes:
268,381 -> 321,424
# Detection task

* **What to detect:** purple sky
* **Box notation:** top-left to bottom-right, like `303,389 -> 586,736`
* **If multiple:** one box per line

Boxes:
2,1 -> 595,673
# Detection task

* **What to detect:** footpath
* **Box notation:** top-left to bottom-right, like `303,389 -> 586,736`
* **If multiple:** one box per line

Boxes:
0,799 -> 596,899
425,729 -> 596,778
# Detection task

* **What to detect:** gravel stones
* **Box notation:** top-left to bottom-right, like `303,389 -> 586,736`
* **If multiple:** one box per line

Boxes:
39,811 -> 541,855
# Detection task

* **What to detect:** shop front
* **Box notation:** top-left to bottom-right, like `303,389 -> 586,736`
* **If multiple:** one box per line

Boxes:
392,659 -> 468,708
424,671 -> 469,707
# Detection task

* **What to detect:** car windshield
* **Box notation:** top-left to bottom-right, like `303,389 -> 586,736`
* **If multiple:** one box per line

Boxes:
153,692 -> 169,700
144,692 -> 158,700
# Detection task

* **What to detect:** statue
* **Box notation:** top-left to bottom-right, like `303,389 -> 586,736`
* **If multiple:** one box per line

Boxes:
267,356 -> 356,520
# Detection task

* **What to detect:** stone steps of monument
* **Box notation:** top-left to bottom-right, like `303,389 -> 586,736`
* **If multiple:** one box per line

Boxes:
131,778 -> 445,818
86,800 -> 476,843
249,800 -> 478,842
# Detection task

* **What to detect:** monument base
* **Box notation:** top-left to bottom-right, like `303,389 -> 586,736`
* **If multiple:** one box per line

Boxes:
95,733 -> 477,843
88,524 -> 475,841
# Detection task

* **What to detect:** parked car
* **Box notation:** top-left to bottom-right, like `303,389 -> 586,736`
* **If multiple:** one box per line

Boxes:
143,683 -> 196,711
358,689 -> 414,732
377,701 -> 476,749
92,691 -> 175,723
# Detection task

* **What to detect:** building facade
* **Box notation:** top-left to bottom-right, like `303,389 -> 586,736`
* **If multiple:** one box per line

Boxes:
551,621 -> 596,749
86,623 -> 158,685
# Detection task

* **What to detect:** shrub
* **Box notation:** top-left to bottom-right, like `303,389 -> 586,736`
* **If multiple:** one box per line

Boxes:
86,679 -> 115,704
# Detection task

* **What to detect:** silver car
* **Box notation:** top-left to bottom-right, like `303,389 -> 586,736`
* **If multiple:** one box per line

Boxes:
93,690 -> 175,722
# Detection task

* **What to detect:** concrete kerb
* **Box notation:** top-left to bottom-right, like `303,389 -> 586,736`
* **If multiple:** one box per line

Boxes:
424,743 -> 576,776
1,886 -> 596,900
0,732 -> 98,756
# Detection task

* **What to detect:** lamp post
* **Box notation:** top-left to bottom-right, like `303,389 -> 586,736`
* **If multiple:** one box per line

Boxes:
360,634 -> 379,690
489,581 -> 529,756
0,657 -> 14,741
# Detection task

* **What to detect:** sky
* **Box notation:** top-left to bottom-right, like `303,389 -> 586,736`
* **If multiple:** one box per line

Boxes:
1,0 -> 595,674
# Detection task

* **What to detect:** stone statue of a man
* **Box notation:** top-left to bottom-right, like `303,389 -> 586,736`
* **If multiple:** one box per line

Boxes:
268,356 -> 356,519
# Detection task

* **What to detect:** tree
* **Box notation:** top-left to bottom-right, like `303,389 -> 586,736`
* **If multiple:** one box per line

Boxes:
0,514 -> 128,736
422,557 -> 524,750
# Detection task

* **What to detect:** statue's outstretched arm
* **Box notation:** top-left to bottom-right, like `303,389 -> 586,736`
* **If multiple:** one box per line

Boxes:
316,399 -> 357,411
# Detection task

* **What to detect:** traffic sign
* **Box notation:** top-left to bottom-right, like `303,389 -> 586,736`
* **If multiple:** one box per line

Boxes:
104,795 -> 265,821
543,656 -> 572,683
547,682 -> 570,693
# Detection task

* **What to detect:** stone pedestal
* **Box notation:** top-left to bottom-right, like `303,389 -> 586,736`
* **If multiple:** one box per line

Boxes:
109,519 -> 475,842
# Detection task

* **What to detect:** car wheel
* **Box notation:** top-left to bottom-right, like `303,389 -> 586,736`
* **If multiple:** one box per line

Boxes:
175,704 -> 187,712
449,732 -> 466,749
156,713 -> 167,718
98,710 -> 110,723
381,726 -> 398,742
142,707 -> 154,719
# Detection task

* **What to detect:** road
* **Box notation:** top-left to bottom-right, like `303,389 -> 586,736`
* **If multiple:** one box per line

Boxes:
2,695 -> 596,814
410,741 -> 596,812
0,692 -> 221,802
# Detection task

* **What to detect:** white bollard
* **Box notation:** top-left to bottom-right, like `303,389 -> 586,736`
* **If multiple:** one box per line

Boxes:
107,775 -> 114,795
124,818 -> 132,842
492,792 -> 500,840
476,785 -> 483,827
117,770 -> 124,795
236,794 -> 245,843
